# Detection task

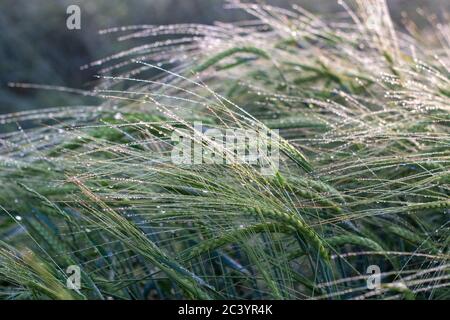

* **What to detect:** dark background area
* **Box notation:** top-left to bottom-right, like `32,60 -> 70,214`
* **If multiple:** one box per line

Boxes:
0,0 -> 448,114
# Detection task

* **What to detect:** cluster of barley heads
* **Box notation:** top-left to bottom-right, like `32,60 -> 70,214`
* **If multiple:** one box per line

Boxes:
0,0 -> 448,299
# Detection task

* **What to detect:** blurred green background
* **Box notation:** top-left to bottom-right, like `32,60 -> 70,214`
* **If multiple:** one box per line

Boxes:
0,0 -> 448,114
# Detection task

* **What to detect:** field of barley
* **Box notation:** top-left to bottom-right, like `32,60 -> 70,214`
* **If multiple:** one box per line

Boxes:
0,0 -> 449,300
